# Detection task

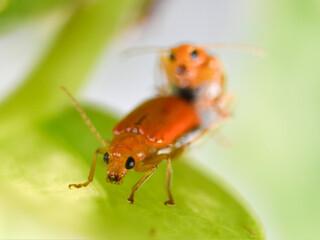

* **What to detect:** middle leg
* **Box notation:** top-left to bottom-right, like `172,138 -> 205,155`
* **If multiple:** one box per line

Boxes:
164,157 -> 175,205
128,165 -> 157,204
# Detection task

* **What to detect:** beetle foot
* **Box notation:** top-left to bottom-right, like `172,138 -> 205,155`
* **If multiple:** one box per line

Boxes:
68,181 -> 90,189
127,197 -> 134,204
164,200 -> 175,206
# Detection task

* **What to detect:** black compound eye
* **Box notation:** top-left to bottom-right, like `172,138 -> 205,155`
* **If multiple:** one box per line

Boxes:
191,50 -> 198,60
103,152 -> 109,164
169,52 -> 175,61
125,157 -> 135,169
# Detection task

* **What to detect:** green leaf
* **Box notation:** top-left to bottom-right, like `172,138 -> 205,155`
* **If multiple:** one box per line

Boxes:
0,106 -> 265,239
0,0 -> 80,33
0,0 -> 150,134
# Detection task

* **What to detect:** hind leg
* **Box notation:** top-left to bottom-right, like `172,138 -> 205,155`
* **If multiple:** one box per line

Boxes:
164,157 -> 174,206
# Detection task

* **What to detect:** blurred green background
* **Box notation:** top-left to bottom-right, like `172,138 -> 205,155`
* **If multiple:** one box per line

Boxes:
199,1 -> 320,239
0,0 -> 319,239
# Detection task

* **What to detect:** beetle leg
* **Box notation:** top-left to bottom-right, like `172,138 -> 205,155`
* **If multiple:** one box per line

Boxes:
182,93 -> 235,148
69,148 -> 104,189
128,165 -> 157,204
215,92 -> 236,118
164,157 -> 175,206
156,84 -> 170,96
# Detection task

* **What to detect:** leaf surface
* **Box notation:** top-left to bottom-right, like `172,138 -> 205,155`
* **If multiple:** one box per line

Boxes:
0,105 -> 265,239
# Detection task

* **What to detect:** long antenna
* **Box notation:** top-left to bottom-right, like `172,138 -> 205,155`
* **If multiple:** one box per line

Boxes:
202,44 -> 265,57
61,86 -> 107,147
120,46 -> 167,59
121,44 -> 265,58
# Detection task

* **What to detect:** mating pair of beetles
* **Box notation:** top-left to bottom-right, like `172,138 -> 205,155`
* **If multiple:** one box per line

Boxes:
64,43 -> 263,205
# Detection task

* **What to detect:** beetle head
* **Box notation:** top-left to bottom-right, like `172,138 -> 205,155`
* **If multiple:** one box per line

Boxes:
103,133 -> 155,184
163,44 -> 213,88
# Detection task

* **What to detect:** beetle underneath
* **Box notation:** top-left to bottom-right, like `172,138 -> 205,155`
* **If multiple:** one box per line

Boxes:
63,87 -> 203,205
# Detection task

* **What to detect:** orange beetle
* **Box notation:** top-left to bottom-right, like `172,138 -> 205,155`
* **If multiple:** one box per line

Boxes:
158,43 -> 264,90
157,44 -> 232,128
63,87 -> 201,205
125,43 -> 263,116
158,44 -> 255,117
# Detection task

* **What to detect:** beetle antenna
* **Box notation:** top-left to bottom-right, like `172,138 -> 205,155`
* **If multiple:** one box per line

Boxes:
61,86 -> 107,147
202,44 -> 265,57
121,44 -> 265,59
121,46 -> 168,59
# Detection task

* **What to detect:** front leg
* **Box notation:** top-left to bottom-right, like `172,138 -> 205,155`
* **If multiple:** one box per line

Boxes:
69,148 -> 104,189
215,92 -> 236,119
